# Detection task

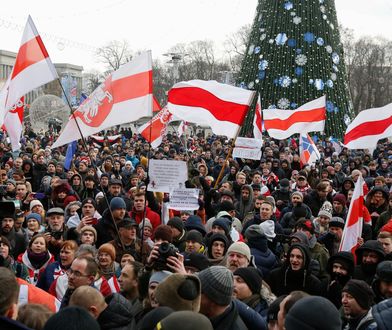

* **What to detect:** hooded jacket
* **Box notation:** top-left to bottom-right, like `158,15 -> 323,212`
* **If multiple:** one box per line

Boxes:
246,233 -> 278,277
97,293 -> 134,330
266,243 -> 322,296
353,240 -> 386,285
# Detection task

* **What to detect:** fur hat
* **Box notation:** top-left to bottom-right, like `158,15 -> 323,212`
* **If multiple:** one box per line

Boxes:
155,274 -> 201,312
80,226 -> 97,243
98,243 -> 116,261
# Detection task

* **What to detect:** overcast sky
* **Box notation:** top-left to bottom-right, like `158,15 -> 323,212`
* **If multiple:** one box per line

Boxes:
1,0 -> 391,71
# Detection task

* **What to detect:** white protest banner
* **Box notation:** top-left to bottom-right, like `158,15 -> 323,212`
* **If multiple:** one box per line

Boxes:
233,137 -> 263,160
147,159 -> 188,193
235,137 -> 263,149
169,188 -> 200,210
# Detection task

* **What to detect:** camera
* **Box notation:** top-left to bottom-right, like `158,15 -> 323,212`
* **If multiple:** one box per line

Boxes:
50,231 -> 63,240
153,242 -> 179,271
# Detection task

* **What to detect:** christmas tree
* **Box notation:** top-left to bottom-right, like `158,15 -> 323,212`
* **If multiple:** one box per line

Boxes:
238,0 -> 353,138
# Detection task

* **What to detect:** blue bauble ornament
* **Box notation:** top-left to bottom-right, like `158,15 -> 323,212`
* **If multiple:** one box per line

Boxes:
304,32 -> 315,43
316,37 -> 324,46
287,39 -> 297,47
258,60 -> 269,70
284,1 -> 293,10
295,67 -> 303,76
326,101 -> 334,113
254,46 -> 261,54
258,70 -> 266,80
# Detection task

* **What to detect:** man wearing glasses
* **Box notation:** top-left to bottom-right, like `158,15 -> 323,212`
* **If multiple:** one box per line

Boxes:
60,256 -> 98,309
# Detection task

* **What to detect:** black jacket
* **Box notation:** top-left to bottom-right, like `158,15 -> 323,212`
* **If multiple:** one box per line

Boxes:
97,293 -> 133,330
267,243 -> 322,296
209,301 -> 247,330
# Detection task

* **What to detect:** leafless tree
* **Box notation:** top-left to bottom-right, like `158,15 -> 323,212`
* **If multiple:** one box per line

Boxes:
96,40 -> 133,71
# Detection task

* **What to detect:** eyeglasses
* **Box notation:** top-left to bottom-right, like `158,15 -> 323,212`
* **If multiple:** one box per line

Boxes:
66,268 -> 90,278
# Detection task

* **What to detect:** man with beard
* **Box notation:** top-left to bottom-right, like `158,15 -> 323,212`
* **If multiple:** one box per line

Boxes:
267,243 -> 322,296
354,240 -> 386,285
372,261 -> 392,303
225,242 -> 251,272
325,252 -> 355,308
0,202 -> 27,259
304,182 -> 331,216
235,185 -> 254,221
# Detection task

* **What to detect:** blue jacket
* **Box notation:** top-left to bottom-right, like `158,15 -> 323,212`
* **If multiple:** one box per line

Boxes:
234,300 -> 267,330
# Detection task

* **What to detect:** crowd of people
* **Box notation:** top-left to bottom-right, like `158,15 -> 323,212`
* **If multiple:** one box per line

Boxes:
0,125 -> 392,330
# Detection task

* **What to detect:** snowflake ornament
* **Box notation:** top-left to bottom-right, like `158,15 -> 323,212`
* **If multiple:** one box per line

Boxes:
293,16 -> 302,25
278,98 -> 290,109
295,54 -> 308,66
279,76 -> 292,87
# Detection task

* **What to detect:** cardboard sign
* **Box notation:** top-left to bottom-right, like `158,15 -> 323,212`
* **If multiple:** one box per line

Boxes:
233,137 -> 263,160
168,188 -> 200,210
147,159 -> 188,193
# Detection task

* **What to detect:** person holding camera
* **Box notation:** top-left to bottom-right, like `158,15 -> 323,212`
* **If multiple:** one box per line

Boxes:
44,208 -> 69,258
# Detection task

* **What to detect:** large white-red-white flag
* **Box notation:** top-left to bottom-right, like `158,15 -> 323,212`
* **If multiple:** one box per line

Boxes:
339,174 -> 364,255
167,80 -> 255,139
0,16 -> 58,150
263,96 -> 326,140
344,102 -> 392,149
52,51 -> 153,148
138,106 -> 173,149
253,94 -> 263,140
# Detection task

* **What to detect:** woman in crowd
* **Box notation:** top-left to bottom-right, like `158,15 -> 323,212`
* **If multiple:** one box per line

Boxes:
18,234 -> 54,285
0,235 -> 29,281
97,243 -> 121,280
26,213 -> 45,240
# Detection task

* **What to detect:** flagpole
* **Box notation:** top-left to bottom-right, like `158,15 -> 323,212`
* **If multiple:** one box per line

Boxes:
56,79 -> 126,251
139,111 -> 155,264
213,91 -> 257,189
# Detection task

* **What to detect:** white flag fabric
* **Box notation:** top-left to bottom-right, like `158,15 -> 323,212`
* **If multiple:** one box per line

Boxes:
263,96 -> 326,140
52,51 -> 153,148
167,80 -> 255,139
344,102 -> 392,149
1,16 -> 58,126
339,175 -> 364,254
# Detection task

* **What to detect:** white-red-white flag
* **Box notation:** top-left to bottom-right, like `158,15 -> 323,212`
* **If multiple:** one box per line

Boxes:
138,106 -> 173,149
339,174 -> 364,254
1,16 -> 58,125
263,96 -> 326,140
167,80 -> 255,139
253,94 -> 263,140
344,102 -> 392,149
52,51 -> 153,148
177,121 -> 188,137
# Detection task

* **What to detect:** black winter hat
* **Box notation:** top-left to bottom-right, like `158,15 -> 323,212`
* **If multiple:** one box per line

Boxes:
355,240 -> 386,264
43,306 -> 100,330
233,267 -> 263,294
81,197 -> 97,209
184,253 -> 210,271
343,279 -> 375,310
139,307 -> 174,330
292,204 -> 307,219
375,261 -> 392,282
186,230 -> 203,244
185,215 -> 206,236
285,296 -> 341,330
158,311 -> 213,330
212,218 -> 230,236
167,217 -> 184,233
327,251 -> 355,276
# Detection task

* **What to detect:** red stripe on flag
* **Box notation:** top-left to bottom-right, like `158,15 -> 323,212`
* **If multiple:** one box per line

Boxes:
255,105 -> 262,131
112,70 -> 153,102
344,117 -> 392,145
153,96 -> 162,112
11,36 -> 49,78
264,107 -> 326,131
168,87 -> 249,125
346,196 -> 363,227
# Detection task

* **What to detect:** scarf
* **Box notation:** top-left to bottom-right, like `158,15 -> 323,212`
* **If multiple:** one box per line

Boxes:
27,249 -> 50,269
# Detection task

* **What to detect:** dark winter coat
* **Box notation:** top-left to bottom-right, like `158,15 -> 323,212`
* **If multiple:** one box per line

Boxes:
32,163 -> 47,191
266,243 -> 322,296
234,299 -> 267,330
247,237 -> 278,277
209,301 -> 247,330
97,293 -> 133,330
